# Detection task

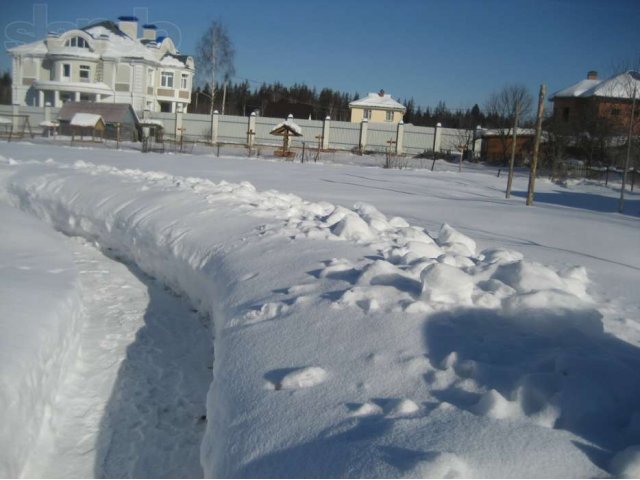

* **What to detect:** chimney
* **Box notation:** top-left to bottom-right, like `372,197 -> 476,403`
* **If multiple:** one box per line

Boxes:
378,89 -> 385,97
117,16 -> 138,39
587,70 -> 598,80
142,24 -> 157,41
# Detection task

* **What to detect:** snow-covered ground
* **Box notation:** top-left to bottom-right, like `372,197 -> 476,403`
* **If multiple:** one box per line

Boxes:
0,141 -> 639,478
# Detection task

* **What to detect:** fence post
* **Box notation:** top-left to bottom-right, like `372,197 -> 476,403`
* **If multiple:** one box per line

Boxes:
433,122 -> 442,153
175,108 -> 183,138
248,112 -> 256,147
396,121 -> 404,155
322,116 -> 330,150
473,125 -> 482,159
12,104 -> 20,132
210,110 -> 219,144
359,118 -> 368,154
44,102 -> 51,123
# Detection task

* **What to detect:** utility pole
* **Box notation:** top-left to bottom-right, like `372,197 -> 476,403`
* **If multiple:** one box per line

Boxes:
506,99 -> 520,198
222,81 -> 227,115
619,84 -> 637,213
527,84 -> 546,206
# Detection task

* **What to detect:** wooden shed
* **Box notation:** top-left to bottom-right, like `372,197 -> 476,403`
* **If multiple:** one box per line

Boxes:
58,102 -> 140,141
70,113 -> 105,142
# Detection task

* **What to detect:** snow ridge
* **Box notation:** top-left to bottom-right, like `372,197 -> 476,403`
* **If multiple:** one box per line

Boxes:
2,155 -> 639,478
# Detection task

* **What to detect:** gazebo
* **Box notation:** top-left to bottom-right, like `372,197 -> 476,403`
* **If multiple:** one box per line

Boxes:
270,115 -> 302,158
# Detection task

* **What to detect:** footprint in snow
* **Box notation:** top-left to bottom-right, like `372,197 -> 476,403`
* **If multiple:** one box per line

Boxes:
265,366 -> 328,391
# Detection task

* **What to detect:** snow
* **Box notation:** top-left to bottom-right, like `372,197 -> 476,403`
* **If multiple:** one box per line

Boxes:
140,119 -> 164,127
70,113 -> 102,127
160,54 -> 186,67
84,25 -> 158,62
0,141 -> 639,478
39,120 -> 60,128
552,71 -> 640,100
581,71 -> 640,99
349,92 -> 406,111
270,119 -> 303,136
550,78 -> 602,99
0,205 -> 82,478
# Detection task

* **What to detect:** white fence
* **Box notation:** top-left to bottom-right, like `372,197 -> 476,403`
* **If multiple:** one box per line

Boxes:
1,104 -> 482,156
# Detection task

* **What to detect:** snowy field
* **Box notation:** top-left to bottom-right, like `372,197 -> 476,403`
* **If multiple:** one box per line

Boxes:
0,140 -> 639,478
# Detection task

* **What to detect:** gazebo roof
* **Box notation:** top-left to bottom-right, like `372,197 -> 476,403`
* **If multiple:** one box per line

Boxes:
270,119 -> 303,137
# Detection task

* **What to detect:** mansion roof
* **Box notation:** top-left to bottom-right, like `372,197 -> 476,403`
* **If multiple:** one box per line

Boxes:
8,20 -> 193,70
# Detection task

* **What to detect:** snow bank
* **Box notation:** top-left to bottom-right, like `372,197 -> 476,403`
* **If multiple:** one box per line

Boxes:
1,153 -> 636,478
0,205 -> 82,477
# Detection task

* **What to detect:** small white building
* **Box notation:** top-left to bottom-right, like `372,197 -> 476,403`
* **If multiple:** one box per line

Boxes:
8,16 -> 194,113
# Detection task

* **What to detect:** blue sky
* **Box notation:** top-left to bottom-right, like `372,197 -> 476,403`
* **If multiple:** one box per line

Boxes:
2,0 -> 639,111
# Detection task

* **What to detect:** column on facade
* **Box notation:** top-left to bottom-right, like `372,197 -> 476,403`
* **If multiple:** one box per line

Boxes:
74,91 -> 81,102
54,91 -> 60,108
38,90 -> 44,107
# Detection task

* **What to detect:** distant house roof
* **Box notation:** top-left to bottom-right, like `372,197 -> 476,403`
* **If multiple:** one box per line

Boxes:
58,102 -> 139,125
550,79 -> 601,99
349,91 -> 406,112
550,71 -> 640,100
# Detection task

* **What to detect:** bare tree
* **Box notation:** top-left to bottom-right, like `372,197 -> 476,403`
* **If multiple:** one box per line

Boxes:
486,84 -> 533,198
453,127 -> 476,172
196,21 -> 235,115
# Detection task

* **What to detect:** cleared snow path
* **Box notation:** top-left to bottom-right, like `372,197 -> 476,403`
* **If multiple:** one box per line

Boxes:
22,236 -> 212,478
2,152 -> 640,477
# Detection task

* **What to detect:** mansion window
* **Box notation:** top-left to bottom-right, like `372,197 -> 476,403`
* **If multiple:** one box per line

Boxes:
363,109 -> 371,120
161,71 -> 174,88
62,63 -> 71,79
181,73 -> 189,89
385,110 -> 393,122
79,65 -> 90,81
65,36 -> 89,48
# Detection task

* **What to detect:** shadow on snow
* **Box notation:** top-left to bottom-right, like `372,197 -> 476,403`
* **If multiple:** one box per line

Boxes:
93,260 -> 213,478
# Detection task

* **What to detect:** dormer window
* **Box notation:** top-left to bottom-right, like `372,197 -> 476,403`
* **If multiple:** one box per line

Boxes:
65,36 -> 89,48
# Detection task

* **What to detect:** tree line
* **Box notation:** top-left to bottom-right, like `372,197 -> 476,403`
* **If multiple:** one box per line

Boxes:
188,79 -> 502,128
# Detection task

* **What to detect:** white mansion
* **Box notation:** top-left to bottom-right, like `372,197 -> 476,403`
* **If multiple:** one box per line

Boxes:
8,16 -> 194,113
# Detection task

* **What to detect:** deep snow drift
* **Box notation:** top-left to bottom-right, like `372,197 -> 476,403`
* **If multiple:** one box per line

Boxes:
1,142 -> 639,478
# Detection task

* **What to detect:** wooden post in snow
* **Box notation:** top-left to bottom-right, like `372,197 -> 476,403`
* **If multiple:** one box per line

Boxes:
619,84 -> 637,213
526,84 -> 546,206
505,101 -> 520,199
